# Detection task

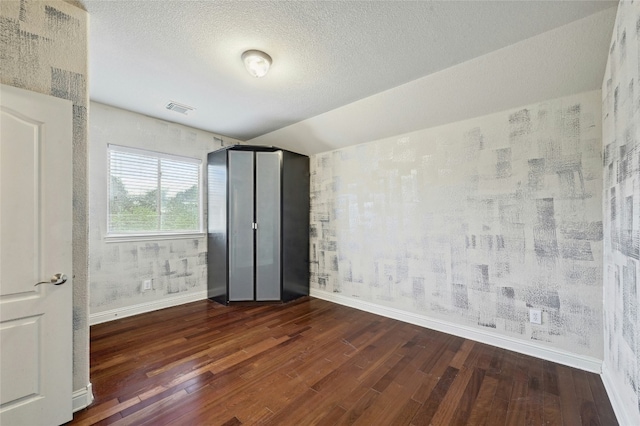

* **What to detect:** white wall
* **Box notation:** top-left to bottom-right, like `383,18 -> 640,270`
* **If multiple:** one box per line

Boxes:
88,102 -> 242,322
310,91 -> 604,368
0,0 -> 91,405
601,1 -> 640,424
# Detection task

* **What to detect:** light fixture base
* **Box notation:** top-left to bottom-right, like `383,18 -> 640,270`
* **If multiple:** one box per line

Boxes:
242,49 -> 272,78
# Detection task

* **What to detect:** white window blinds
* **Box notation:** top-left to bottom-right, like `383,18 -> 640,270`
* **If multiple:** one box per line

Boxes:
108,145 -> 202,234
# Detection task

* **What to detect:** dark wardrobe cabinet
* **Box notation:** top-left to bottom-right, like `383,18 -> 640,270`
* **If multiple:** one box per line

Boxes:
207,145 -> 309,304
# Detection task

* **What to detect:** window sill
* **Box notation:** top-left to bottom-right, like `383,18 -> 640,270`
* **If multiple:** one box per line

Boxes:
104,232 -> 206,243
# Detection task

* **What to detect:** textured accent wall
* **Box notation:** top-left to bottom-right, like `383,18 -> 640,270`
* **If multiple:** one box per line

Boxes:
0,0 -> 89,393
89,102 -> 242,314
311,91 -> 603,358
602,1 -> 640,423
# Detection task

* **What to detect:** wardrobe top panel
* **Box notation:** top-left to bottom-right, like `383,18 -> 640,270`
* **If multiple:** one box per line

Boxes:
210,145 -> 308,157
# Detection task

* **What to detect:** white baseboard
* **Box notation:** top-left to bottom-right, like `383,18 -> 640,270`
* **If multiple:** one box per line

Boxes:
311,289 -> 603,373
601,363 -> 639,426
72,383 -> 94,412
89,291 -> 207,325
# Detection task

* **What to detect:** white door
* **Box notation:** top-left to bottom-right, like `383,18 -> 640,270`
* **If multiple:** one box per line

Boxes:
0,84 -> 73,425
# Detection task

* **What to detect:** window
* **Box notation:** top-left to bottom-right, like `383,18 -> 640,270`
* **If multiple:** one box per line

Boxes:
108,145 -> 202,235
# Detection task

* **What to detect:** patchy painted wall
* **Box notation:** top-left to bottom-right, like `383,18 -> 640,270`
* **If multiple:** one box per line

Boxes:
602,1 -> 640,423
310,91 -> 604,359
89,102 -> 241,315
0,0 -> 89,394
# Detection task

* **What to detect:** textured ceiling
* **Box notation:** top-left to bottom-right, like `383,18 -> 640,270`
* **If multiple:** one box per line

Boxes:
250,7 -> 618,155
83,0 -> 617,143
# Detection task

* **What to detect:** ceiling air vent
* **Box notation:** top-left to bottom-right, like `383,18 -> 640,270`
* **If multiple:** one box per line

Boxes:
165,101 -> 195,115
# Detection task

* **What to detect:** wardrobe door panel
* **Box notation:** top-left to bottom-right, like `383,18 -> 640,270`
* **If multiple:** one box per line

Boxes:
281,151 -> 310,301
228,151 -> 254,301
256,151 -> 281,301
207,150 -> 228,303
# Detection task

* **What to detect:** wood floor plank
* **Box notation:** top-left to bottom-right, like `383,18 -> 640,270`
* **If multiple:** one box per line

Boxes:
338,351 -> 402,411
543,359 -> 560,396
494,374 -> 514,402
68,298 -> 618,426
353,348 -> 430,426
557,364 -> 582,425
352,381 -> 410,425
410,371 -> 440,404
409,365 -> 459,425
315,404 -> 348,426
372,352 -> 417,393
418,334 -> 455,373
502,351 -> 524,383
259,387 -> 318,425
586,371 -> 619,426
544,391 -> 564,426
220,417 -> 242,426
295,394 -> 352,425
526,356 -> 545,426
336,388 -> 380,425
449,367 -> 486,425
168,391 -> 238,426
465,373 -> 499,426
449,339 -> 475,369
504,378 -> 528,425
113,390 -> 190,426
474,343 -> 496,371
487,395 -> 509,426
310,344 -> 383,392
73,397 -> 141,426
461,341 -> 484,369
579,400 -> 601,426
390,399 -> 422,426
429,365 -> 474,425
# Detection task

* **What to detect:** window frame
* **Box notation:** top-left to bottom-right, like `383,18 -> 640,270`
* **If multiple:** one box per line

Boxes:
106,144 -> 204,239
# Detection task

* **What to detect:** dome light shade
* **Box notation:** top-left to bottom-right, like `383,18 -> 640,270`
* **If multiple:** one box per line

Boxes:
242,50 -> 272,78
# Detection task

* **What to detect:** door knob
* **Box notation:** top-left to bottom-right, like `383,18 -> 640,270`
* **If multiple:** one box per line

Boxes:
34,273 -> 67,286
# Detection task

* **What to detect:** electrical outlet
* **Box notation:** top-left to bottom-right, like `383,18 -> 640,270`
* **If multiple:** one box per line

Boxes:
529,308 -> 542,325
143,279 -> 152,291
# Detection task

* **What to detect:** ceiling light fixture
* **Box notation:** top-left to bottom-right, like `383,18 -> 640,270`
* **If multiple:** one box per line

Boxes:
241,50 -> 272,78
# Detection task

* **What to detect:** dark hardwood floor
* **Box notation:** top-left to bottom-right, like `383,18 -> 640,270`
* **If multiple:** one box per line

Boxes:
69,297 -> 618,425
